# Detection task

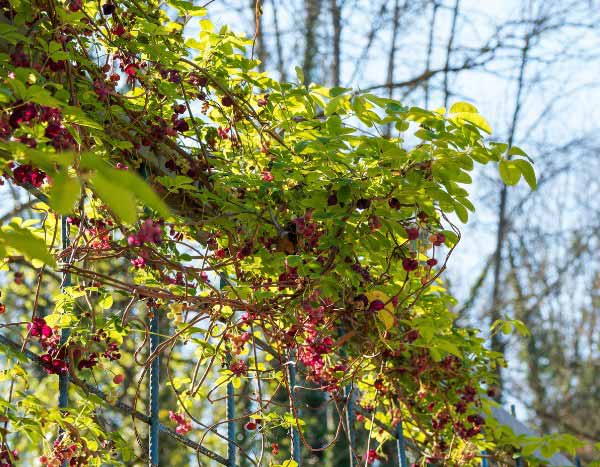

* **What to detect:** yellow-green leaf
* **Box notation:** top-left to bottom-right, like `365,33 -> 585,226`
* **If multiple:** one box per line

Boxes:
452,112 -> 492,134
0,227 -> 55,267
118,171 -> 171,218
499,160 -> 521,185
91,172 -> 138,224
513,159 -> 536,190
48,171 -> 80,215
450,101 -> 478,114
377,309 -> 395,330
98,294 -> 113,310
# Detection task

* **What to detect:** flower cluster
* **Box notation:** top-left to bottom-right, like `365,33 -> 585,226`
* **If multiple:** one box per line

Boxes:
229,359 -> 248,375
128,219 -> 163,246
28,318 -> 67,375
0,446 -> 18,467
168,411 -> 192,435
39,436 -> 93,467
7,163 -> 47,188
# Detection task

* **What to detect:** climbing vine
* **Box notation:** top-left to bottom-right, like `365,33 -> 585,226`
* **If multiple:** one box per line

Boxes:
0,0 -> 585,465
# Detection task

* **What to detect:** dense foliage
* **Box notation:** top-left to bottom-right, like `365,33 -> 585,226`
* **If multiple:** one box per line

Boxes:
0,0 -> 586,465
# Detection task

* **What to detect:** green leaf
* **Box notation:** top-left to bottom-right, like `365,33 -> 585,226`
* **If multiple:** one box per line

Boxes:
0,227 -> 55,267
450,101 -> 478,114
337,184 -> 351,203
62,106 -> 103,130
452,112 -> 492,134
512,320 -> 530,337
507,145 -> 526,157
286,255 -> 302,267
48,171 -> 80,215
498,160 -> 521,185
295,66 -> 304,85
118,171 -> 171,218
44,312 -> 73,327
91,172 -> 138,224
98,294 -> 113,310
377,309 -> 395,330
81,153 -> 169,218
512,159 -> 536,190
454,203 -> 469,223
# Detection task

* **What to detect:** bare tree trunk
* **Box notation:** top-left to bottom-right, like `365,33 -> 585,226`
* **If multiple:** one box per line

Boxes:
270,0 -> 287,81
489,30 -> 531,398
384,0 -> 402,137
251,0 -> 267,71
303,0 -> 322,85
386,0 -> 402,100
330,0 -> 342,86
443,0 -> 460,108
424,1 -> 439,108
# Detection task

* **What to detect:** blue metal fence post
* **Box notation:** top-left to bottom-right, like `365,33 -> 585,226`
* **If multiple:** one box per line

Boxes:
149,311 -> 160,466
396,419 -> 408,467
59,216 -> 71,467
226,377 -> 236,466
481,453 -> 489,467
288,357 -> 301,463
575,454 -> 582,467
220,275 -> 236,467
345,384 -> 358,467
139,163 -> 160,466
510,405 -> 523,467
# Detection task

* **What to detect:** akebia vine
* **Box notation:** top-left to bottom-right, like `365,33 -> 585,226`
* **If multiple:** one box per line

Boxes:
0,0 -> 582,466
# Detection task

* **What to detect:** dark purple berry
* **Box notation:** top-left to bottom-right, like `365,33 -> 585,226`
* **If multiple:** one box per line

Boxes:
102,3 -> 116,15
356,198 -> 371,210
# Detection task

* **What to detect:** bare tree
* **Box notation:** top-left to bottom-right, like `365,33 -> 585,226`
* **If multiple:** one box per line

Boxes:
303,0 -> 322,85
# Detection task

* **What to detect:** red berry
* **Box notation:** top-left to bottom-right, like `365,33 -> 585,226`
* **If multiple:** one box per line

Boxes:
433,233 -> 446,246
68,0 -> 82,11
244,421 -> 257,430
405,227 -> 419,240
112,23 -> 126,36
426,258 -> 438,267
113,374 -> 124,384
402,258 -> 418,271
221,96 -> 234,107
124,63 -> 138,77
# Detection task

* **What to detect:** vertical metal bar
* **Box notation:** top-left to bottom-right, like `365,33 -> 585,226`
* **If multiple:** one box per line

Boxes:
59,216 -> 71,467
221,274 -> 236,467
226,377 -> 236,466
395,419 -> 408,467
149,313 -> 160,466
345,384 -> 357,467
481,453 -> 489,467
139,163 -> 160,466
575,454 -> 582,467
510,405 -> 523,467
288,358 -> 301,463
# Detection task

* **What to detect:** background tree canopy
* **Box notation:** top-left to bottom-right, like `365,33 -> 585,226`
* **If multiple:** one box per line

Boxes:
0,0 -> 597,466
